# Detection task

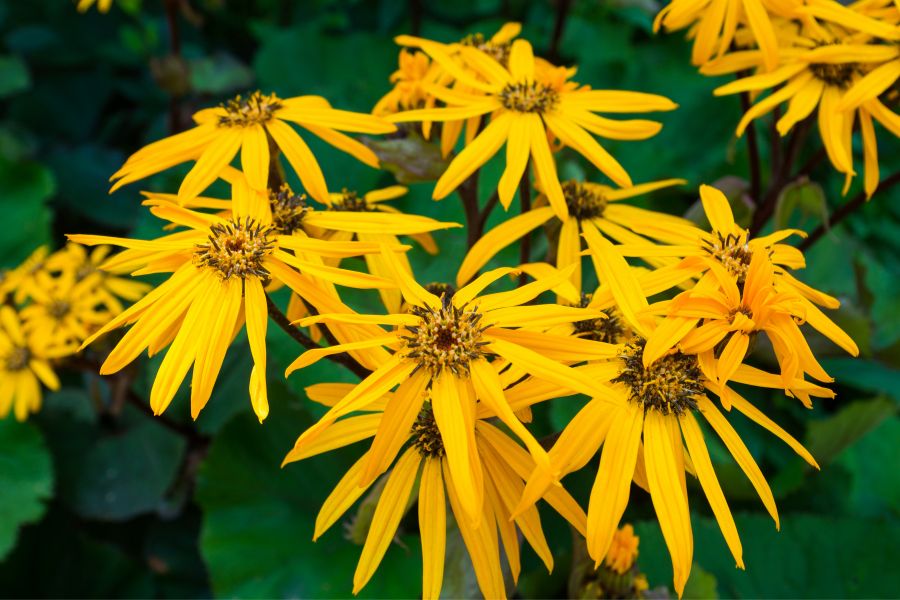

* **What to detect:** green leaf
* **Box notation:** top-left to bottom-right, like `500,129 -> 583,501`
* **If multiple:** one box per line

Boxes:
681,563 -> 718,599
0,55 -> 30,98
0,157 -> 54,267
634,513 -> 900,598
196,380 -> 420,598
0,418 -> 54,560
362,131 -> 452,184
820,358 -> 900,402
805,396 -> 896,466
774,177 -> 827,230
39,390 -> 186,522
836,416 -> 900,518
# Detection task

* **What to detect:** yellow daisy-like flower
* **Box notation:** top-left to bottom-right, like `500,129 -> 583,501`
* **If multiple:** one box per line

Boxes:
457,178 -> 688,290
517,341 -> 827,597
387,39 -> 677,216
644,250 -> 833,395
285,256 -> 619,524
45,243 -> 152,315
0,307 -> 71,421
19,270 -> 115,348
373,49 -> 441,116
75,0 -> 113,13
109,91 -> 396,204
654,0 -> 801,70
283,384 -> 586,599
609,184 -> 859,364
0,246 -> 50,304
606,524 -> 640,575
707,16 -> 900,197
69,181 -> 398,422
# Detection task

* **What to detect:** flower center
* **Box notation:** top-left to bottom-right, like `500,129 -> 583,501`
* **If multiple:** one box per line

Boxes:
706,232 -> 752,281
402,295 -> 487,377
500,81 -> 559,114
809,62 -> 858,89
331,189 -> 373,212
4,346 -> 30,371
75,262 -> 96,281
269,184 -> 309,234
195,218 -> 275,280
424,282 -> 455,298
410,401 -> 444,458
571,294 -> 629,343
218,91 -> 282,127
613,338 -> 704,415
460,33 -> 511,66
563,181 -> 608,220
47,299 -> 71,320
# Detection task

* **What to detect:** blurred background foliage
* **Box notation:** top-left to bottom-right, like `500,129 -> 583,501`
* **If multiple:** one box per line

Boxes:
0,0 -> 898,597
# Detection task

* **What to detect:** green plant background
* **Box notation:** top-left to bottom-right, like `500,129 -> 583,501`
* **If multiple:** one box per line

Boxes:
0,0 -> 898,597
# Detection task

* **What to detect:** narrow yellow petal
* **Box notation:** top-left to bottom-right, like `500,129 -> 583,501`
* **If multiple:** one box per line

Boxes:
178,130 -> 243,204
241,125 -> 269,191
352,448 -> 420,594
680,411 -> 744,568
644,411 -> 693,597
265,119 -> 330,204
586,402 -> 643,563
313,452 -> 377,540
433,112 -> 512,200
419,458 -> 446,600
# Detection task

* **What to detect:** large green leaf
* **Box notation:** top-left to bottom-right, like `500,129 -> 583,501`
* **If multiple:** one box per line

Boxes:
38,389 -> 186,522
634,513 -> 900,598
805,396 -> 896,467
196,380 -> 420,599
0,418 -> 54,560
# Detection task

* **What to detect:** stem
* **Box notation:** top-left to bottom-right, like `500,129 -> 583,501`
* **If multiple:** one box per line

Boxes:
518,166 -> 532,286
460,171 -> 482,248
163,0 -> 183,134
749,117 -> 812,236
769,106 -> 782,182
265,293 -> 370,379
799,172 -> 900,251
475,191 -> 500,241
739,85 -> 762,205
548,0 -> 573,63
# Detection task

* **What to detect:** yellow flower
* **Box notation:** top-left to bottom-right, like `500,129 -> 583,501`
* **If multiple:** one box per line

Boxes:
109,91 -> 396,204
607,184 -> 859,366
654,0 -> 801,70
458,178 -> 687,290
0,307 -> 71,421
45,243 -> 152,315
644,250 -> 832,395
69,180 -> 398,422
518,335 -> 827,596
387,39 -> 677,216
514,242 -> 833,597
373,49 -> 441,116
707,16 -> 900,197
76,0 -> 113,13
19,270 -> 114,348
606,524 -> 640,575
283,385 -> 586,599
285,256 -> 619,524
0,246 -> 50,304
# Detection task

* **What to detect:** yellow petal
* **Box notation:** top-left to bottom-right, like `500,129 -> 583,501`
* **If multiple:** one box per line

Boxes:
680,411 -> 744,568
178,129 -> 243,204
433,112 -> 512,200
419,458 -> 446,600
352,448 -> 420,594
313,451 -> 377,539
265,119 -> 330,204
241,125 -> 270,191
644,410 -> 693,597
586,402 -> 643,563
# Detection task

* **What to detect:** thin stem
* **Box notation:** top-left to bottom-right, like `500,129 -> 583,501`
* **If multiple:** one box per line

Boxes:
475,190 -> 500,240
548,0 -> 573,63
739,86 -> 762,205
799,172 -> 900,251
163,0 -> 183,134
518,166 -> 532,286
460,171 -> 482,248
265,293 -> 370,379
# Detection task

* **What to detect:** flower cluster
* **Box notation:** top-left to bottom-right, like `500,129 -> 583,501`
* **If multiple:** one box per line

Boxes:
658,0 -> 900,197
44,5 -> 896,599
0,243 -> 148,420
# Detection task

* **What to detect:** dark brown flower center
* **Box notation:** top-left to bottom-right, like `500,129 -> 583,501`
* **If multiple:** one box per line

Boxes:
500,81 -> 559,113
195,218 -> 275,280
331,189 -> 373,212
269,184 -> 309,234
402,295 -> 487,376
4,346 -> 30,371
218,91 -> 282,127
563,181 -> 608,220
411,402 -> 444,458
613,338 -> 704,415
